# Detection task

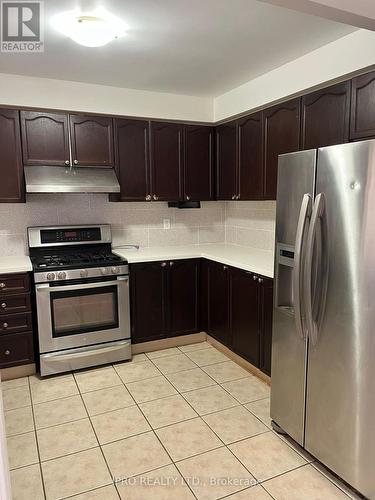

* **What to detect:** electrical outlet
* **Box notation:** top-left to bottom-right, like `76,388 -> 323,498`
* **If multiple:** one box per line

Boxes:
163,218 -> 171,230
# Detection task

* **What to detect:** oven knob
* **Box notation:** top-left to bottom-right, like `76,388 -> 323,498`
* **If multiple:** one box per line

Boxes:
100,267 -> 108,275
46,273 -> 56,281
111,267 -> 120,275
80,269 -> 88,278
57,271 -> 67,280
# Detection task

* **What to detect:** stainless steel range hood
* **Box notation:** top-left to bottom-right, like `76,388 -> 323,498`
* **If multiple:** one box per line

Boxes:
24,166 -> 120,194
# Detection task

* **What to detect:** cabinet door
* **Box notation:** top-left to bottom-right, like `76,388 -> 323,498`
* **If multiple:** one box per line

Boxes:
184,125 -> 213,201
130,262 -> 167,343
20,111 -> 70,166
168,259 -> 199,336
199,258 -> 209,332
238,112 -> 263,200
69,114 -> 114,167
350,71 -> 375,140
0,332 -> 34,368
0,109 -> 24,203
208,261 -> 231,346
263,99 -> 301,200
215,122 -> 238,200
114,119 -> 150,201
302,81 -> 350,149
259,277 -> 274,376
231,268 -> 260,366
150,122 -> 182,201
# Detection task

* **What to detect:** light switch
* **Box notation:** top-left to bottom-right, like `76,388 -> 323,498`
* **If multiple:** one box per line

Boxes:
163,219 -> 171,230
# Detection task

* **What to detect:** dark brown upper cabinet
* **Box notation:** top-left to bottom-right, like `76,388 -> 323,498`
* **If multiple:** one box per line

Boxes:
20,111 -> 70,167
263,98 -> 301,200
350,71 -> 375,140
238,112 -> 264,200
215,121 -> 238,200
183,125 -> 213,201
150,121 -> 183,201
113,119 -> 150,202
69,114 -> 114,167
302,81 -> 350,150
0,109 -> 24,203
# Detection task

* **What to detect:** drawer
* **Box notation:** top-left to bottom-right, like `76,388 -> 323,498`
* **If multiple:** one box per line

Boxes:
0,331 -> 34,368
0,273 -> 30,295
0,312 -> 33,334
0,293 -> 31,315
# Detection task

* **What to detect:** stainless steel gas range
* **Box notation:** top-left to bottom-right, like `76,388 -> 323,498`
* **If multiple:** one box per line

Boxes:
28,224 -> 131,376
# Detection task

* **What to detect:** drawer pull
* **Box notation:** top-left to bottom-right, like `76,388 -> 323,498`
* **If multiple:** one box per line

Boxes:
1,303 -> 6,309
4,350 -> 10,356
0,283 -> 5,289
2,323 -> 8,329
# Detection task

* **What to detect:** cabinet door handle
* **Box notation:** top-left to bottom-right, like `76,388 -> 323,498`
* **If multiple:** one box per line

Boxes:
236,194 -> 240,200
231,195 -> 236,200
161,262 -> 167,267
258,277 -> 264,283
145,194 -> 151,201
64,160 -> 70,166
2,323 -> 8,329
4,350 -> 10,356
223,265 -> 228,270
73,159 -> 79,165
1,302 -> 6,309
153,194 -> 159,201
252,275 -> 258,281
186,196 -> 190,201
169,261 -> 174,266
0,282 -> 5,289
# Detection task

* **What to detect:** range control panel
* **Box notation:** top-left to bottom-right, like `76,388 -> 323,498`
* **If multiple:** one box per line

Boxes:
41,227 -> 102,244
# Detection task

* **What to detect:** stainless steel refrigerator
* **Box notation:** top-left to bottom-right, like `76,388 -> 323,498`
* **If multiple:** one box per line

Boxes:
271,140 -> 375,499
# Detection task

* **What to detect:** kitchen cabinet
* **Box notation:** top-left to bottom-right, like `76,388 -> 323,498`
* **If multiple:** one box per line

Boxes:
199,258 -> 209,332
208,261 -> 231,346
238,112 -> 264,200
259,276 -> 273,376
20,111 -> 70,166
263,98 -> 301,199
0,109 -> 24,203
215,121 -> 238,200
130,259 -> 199,343
169,259 -> 199,335
130,262 -> 167,343
350,71 -> 375,140
183,125 -> 214,201
113,119 -> 150,201
231,268 -> 260,366
150,121 -> 182,201
301,82 -> 350,149
69,114 -> 114,167
0,273 -> 34,369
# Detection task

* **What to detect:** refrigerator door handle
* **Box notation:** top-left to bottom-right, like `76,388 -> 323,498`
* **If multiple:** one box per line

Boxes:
304,192 -> 326,346
293,193 -> 312,339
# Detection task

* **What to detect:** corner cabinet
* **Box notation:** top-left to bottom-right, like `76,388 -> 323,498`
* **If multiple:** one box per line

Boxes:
0,109 -> 24,203
263,98 -> 301,200
301,81 -> 350,149
113,119 -> 150,201
350,70 -> 375,140
130,259 -> 199,343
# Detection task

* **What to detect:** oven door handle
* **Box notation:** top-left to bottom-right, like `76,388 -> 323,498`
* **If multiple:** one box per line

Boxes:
36,278 -> 128,293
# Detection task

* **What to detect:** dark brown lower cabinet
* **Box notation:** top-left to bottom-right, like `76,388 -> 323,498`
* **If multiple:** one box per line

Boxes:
230,268 -> 260,366
259,277 -> 274,375
0,332 -> 34,368
207,261 -> 231,346
130,259 -> 199,343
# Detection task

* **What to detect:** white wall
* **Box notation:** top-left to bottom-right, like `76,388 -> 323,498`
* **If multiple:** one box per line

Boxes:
0,73 -> 213,122
214,29 -> 375,121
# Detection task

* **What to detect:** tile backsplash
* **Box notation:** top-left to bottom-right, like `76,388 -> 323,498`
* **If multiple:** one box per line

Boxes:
0,195 -> 275,256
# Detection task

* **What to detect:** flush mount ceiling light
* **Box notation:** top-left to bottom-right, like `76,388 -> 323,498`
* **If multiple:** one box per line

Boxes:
51,8 -> 126,47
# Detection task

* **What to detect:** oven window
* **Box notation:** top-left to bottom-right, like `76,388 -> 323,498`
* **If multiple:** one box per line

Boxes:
50,286 -> 119,337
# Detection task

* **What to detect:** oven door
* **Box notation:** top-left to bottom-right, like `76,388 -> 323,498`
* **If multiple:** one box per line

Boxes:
36,276 -> 130,353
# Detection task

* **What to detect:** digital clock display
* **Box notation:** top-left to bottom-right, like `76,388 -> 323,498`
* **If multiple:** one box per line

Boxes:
64,231 -> 77,238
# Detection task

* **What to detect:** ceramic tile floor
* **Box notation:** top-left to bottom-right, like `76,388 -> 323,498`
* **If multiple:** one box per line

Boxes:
2,342 -> 361,500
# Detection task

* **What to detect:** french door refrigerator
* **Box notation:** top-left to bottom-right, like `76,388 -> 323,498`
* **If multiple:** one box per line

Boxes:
271,140 -> 375,499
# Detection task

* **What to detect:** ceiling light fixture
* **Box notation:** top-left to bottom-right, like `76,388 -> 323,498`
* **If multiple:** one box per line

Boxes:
51,8 -> 126,47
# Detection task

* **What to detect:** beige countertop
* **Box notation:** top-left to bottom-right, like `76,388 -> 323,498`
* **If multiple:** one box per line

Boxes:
0,256 -> 32,274
113,243 -> 274,278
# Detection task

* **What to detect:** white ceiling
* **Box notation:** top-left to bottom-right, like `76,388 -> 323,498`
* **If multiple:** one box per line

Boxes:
0,0 -> 356,97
